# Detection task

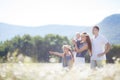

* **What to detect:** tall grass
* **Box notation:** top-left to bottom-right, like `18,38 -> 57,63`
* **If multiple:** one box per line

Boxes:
0,50 -> 120,80
0,62 -> 120,80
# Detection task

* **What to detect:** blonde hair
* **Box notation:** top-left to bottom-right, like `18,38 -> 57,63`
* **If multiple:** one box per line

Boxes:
62,45 -> 71,50
62,45 -> 74,67
76,32 -> 80,35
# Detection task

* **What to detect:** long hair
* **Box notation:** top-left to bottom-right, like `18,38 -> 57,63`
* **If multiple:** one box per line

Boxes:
82,33 -> 92,55
63,47 -> 74,67
69,49 -> 74,61
62,45 -> 74,61
64,49 -> 74,61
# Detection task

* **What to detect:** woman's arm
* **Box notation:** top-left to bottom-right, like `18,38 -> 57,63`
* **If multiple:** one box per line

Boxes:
72,40 -> 78,52
49,51 -> 63,57
74,43 -> 88,53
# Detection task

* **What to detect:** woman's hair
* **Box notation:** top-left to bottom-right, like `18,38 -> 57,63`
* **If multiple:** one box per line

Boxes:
82,32 -> 92,54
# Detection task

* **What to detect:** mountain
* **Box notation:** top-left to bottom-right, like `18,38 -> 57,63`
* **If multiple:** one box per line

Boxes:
99,14 -> 120,27
98,14 -> 120,44
0,23 -> 91,41
0,14 -> 120,44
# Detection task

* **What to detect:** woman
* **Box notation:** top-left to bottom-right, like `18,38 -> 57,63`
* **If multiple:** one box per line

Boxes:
49,45 -> 74,69
73,32 -> 92,65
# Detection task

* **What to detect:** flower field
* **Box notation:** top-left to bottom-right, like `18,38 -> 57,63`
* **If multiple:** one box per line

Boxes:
0,63 -> 120,80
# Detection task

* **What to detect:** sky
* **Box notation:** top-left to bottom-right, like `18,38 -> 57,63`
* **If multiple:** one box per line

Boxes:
0,0 -> 120,27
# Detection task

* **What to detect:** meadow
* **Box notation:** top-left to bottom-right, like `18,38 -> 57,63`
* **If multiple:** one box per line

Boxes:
0,62 -> 120,80
0,34 -> 120,80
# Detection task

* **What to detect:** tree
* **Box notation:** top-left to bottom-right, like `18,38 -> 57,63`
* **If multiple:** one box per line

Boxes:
106,45 -> 120,63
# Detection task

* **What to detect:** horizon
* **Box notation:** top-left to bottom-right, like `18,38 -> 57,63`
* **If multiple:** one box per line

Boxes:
0,0 -> 120,27
0,22 -> 93,27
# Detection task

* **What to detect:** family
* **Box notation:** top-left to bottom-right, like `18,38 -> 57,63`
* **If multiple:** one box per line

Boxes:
49,25 -> 111,69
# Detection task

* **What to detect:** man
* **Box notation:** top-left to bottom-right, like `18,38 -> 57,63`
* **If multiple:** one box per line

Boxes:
91,26 -> 111,69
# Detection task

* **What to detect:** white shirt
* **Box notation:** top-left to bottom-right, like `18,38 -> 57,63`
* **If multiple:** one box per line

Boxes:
91,34 -> 108,60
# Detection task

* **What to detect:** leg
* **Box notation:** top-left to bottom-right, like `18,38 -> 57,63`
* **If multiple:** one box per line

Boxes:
90,60 -> 97,69
96,60 -> 106,68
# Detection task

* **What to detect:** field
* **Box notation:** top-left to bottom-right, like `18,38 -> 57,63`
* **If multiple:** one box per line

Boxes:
0,63 -> 120,80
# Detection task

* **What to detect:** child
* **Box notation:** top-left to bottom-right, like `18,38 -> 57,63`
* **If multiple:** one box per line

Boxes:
49,45 -> 74,69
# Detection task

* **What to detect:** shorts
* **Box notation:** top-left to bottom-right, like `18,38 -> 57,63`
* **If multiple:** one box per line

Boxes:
74,57 -> 85,65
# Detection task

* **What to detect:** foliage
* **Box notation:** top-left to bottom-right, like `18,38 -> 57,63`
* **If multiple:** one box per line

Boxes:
0,34 -> 70,62
107,45 -> 120,63
0,34 -> 120,63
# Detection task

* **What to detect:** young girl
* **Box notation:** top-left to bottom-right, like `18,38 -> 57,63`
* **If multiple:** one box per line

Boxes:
49,45 -> 74,69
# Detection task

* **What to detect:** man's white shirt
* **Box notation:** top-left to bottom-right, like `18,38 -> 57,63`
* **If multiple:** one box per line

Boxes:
91,34 -> 108,60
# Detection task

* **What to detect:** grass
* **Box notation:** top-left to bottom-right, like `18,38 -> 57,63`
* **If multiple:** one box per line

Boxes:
0,63 -> 120,80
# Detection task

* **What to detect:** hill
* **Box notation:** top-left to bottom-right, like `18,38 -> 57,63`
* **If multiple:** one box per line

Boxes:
98,14 -> 120,44
0,23 -> 91,41
0,14 -> 120,44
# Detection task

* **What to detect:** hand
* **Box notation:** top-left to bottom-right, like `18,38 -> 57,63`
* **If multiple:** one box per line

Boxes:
49,51 -> 54,54
97,53 -> 105,57
72,39 -> 76,45
89,53 -> 92,57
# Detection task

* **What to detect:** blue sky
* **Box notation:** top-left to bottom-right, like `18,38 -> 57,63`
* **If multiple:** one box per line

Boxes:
0,0 -> 120,27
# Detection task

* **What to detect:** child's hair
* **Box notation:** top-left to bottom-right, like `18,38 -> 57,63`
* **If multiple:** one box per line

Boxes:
62,45 -> 71,50
62,45 -> 72,56
69,49 -> 74,62
62,45 -> 74,62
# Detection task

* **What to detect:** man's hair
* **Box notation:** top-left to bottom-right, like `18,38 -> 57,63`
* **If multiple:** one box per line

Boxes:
93,26 -> 99,31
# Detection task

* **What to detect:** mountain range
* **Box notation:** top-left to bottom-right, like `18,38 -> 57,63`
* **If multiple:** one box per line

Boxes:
98,14 -> 120,44
0,14 -> 120,44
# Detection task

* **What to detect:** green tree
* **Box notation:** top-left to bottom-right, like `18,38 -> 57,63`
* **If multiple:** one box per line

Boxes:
106,45 -> 120,63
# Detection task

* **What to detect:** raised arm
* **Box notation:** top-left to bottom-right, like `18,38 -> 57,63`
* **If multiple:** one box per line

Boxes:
72,39 -> 77,51
49,51 -> 64,57
74,43 -> 88,53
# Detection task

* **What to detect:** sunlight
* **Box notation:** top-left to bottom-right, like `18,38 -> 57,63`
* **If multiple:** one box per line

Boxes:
0,0 -> 120,26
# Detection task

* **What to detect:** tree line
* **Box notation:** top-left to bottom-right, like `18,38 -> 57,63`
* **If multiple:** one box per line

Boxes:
0,34 -> 70,62
0,34 -> 120,63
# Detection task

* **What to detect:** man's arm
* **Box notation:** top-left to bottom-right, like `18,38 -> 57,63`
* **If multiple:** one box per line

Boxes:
104,43 -> 111,54
98,42 -> 111,57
